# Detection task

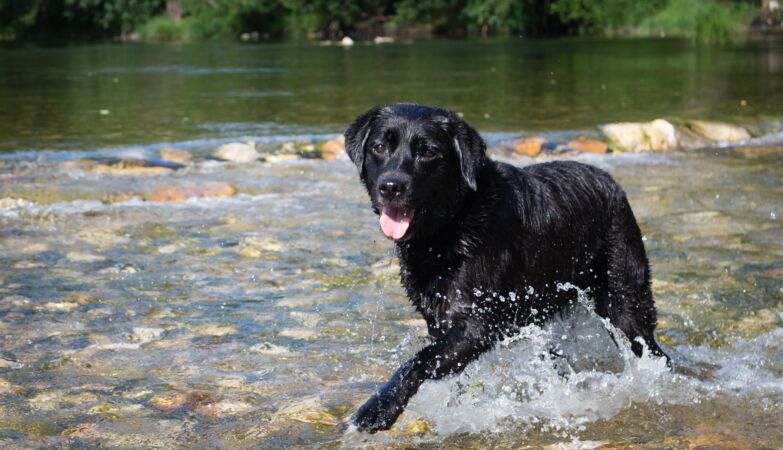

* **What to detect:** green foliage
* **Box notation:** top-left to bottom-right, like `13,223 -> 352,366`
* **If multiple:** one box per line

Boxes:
463,0 -> 526,32
550,0 -> 666,33
0,0 -> 763,42
135,14 -> 183,39
647,0 -> 757,43
394,0 -> 466,34
0,0 -> 163,39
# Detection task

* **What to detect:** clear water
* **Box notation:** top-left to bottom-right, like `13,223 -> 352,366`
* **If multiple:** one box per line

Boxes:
1,38 -> 782,448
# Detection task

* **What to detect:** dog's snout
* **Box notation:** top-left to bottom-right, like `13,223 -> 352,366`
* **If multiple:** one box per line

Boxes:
378,177 -> 408,199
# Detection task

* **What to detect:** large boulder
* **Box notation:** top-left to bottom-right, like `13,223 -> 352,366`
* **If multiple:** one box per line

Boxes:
213,142 -> 259,163
686,120 -> 751,143
601,119 -> 677,152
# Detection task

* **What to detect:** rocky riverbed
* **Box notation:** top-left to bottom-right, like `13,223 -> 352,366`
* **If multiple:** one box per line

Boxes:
1,134 -> 782,448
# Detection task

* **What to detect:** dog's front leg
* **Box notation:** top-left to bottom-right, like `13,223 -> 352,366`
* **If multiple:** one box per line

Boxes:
353,320 -> 491,432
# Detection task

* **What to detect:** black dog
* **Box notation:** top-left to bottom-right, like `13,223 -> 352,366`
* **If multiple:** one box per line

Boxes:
345,103 -> 668,433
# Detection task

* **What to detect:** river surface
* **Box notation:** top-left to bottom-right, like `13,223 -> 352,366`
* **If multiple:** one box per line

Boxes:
1,38 -> 782,448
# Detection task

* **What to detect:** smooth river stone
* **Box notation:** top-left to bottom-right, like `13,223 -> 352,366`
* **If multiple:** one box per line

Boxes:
213,142 -> 259,162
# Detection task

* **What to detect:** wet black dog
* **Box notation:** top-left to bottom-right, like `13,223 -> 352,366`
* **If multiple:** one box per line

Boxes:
345,103 -> 668,432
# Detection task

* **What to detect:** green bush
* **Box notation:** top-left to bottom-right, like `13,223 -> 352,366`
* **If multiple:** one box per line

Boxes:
647,0 -> 757,43
0,0 -> 763,43
136,15 -> 183,39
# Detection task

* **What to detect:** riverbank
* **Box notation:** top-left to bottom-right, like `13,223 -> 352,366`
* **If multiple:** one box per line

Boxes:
3,0 -> 779,45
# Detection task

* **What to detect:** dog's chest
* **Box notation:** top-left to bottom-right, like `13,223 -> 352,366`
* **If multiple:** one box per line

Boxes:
398,249 -> 468,338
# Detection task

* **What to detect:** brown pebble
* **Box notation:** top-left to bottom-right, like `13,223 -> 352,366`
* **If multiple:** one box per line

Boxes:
511,137 -> 547,157
567,137 -> 608,154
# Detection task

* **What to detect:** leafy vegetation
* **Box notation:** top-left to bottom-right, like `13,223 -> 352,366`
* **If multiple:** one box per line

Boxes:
0,0 -> 762,43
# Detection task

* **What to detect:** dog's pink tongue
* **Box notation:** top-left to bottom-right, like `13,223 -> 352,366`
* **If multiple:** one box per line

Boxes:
380,206 -> 412,240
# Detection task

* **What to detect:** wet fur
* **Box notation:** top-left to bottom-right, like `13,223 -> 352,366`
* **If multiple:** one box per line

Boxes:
345,103 -> 668,433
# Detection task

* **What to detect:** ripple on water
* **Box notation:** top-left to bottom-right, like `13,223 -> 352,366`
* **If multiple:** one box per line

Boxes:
1,150 -> 782,448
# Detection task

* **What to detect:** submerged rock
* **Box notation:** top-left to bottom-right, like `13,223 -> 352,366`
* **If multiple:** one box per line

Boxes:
602,119 -> 677,152
88,159 -> 182,176
235,236 -> 285,258
150,393 -> 187,411
279,328 -> 316,340
160,148 -> 193,164
62,422 -> 99,439
0,355 -> 20,369
567,137 -> 608,154
545,441 -> 607,450
129,327 -> 165,344
42,301 -> 79,312
0,380 -> 26,396
150,391 -> 212,412
686,120 -> 751,143
195,400 -> 253,418
290,311 -> 321,328
273,396 -> 338,426
319,136 -> 346,160
401,418 -> 431,434
0,198 -> 35,210
1,295 -> 33,312
103,191 -> 139,203
66,251 -> 105,262
145,183 -> 236,202
686,431 -> 754,450
213,142 -> 259,162
195,323 -> 238,336
248,342 -> 290,355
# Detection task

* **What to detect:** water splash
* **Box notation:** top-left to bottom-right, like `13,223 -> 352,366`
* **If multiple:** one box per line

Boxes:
401,284 -> 673,436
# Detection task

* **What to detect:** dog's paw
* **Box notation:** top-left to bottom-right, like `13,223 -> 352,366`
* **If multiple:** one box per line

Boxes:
352,393 -> 402,433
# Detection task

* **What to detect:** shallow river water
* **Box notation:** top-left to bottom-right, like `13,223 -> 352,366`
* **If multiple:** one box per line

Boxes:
1,146 -> 782,448
0,38 -> 782,448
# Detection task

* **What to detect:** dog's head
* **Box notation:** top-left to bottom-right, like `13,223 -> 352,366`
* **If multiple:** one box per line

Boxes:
345,103 -> 486,241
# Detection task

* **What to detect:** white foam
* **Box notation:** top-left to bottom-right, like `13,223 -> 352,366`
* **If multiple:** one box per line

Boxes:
394,284 -> 783,437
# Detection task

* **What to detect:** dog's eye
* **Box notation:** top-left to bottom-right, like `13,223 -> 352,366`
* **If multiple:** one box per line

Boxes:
372,143 -> 386,155
418,146 -> 438,159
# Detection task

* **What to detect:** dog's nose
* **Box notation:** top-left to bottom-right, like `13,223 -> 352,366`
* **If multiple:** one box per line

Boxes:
379,179 -> 406,199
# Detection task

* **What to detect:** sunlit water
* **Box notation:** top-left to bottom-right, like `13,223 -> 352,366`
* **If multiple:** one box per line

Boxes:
1,142 -> 782,448
1,37 -> 782,448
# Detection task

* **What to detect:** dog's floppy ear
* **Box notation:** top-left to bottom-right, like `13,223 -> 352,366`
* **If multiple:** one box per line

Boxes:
344,107 -> 382,178
450,115 -> 486,191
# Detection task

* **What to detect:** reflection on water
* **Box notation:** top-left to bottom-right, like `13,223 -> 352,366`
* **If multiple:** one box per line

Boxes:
0,144 -> 781,447
1,38 -> 782,152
